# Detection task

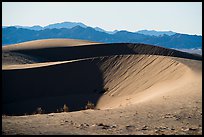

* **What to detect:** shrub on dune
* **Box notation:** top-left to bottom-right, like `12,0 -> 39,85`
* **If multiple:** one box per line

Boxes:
85,101 -> 95,109
34,107 -> 43,114
63,104 -> 69,112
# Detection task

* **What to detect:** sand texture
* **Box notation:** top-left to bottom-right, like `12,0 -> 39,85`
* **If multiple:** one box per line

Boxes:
2,39 -> 202,135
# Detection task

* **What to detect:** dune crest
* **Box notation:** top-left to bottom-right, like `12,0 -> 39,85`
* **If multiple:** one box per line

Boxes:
3,38 -> 101,50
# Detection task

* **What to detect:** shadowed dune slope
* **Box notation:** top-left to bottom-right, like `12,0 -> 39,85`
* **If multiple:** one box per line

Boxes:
3,59 -> 104,115
2,52 -> 46,66
2,39 -> 202,115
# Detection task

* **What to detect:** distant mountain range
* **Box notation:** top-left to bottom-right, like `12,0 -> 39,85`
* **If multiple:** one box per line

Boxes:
2,21 -> 176,35
3,22 -> 119,34
2,22 -> 202,49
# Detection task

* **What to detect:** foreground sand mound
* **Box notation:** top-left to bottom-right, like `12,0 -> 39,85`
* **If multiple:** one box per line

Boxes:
2,39 -> 202,115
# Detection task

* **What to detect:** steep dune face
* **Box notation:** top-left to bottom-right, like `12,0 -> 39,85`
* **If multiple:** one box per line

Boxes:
95,55 -> 193,109
2,39 -> 202,116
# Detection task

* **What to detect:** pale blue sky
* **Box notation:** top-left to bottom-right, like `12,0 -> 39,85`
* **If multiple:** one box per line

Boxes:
2,2 -> 202,35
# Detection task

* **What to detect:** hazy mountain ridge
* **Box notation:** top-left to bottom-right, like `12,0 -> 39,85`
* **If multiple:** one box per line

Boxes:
136,30 -> 176,36
2,22 -> 202,49
2,22 -> 177,35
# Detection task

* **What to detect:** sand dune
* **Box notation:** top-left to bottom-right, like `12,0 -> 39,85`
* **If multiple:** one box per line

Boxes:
95,55 -> 193,109
2,39 -> 201,66
2,39 -> 101,66
3,38 -> 101,51
2,38 -> 202,135
2,52 -> 44,66
2,39 -> 202,116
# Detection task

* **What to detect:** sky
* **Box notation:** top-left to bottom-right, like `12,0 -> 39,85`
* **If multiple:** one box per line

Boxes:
2,2 -> 202,35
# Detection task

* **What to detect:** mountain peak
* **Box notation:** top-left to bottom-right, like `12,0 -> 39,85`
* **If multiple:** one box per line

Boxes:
44,21 -> 87,29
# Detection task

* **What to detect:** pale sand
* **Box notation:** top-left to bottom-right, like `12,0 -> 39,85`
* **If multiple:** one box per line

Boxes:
3,38 -> 101,51
2,39 -> 202,135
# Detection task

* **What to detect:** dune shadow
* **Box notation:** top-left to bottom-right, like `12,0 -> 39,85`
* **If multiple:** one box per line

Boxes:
12,43 -> 202,62
14,43 -> 136,62
2,59 -> 104,115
